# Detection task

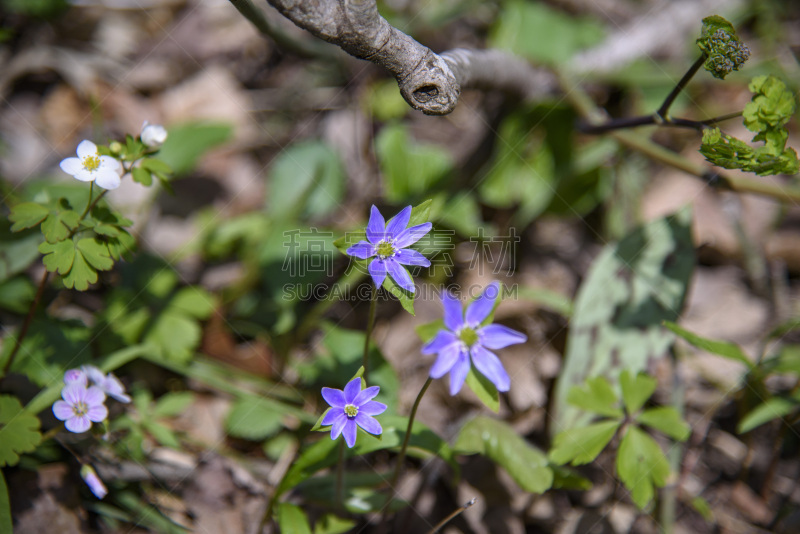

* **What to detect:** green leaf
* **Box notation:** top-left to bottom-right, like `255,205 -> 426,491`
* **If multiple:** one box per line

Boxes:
550,464 -> 593,490
277,503 -> 312,534
553,209 -> 694,434
141,157 -> 172,177
696,16 -> 749,79
744,75 -> 796,134
143,420 -> 181,448
549,420 -> 621,465
691,496 -> 714,522
61,247 -> 97,290
620,371 -> 656,415
144,311 -> 201,363
0,395 -> 42,466
77,237 -> 114,271
663,321 -> 752,368
566,376 -> 623,418
157,122 -> 232,175
9,202 -> 49,232
383,274 -> 415,315
637,407 -> 691,441
169,287 -> 215,319
0,222 -> 42,282
0,471 -> 12,534
152,392 -> 194,418
41,206 -> 81,243
415,319 -> 445,344
131,166 -> 153,186
313,514 -> 356,534
39,239 -> 75,275
267,140 -> 346,220
455,416 -> 553,493
616,426 -> 670,509
700,127 -> 799,176
465,368 -> 500,413
737,397 -> 798,433
375,124 -> 452,203
0,276 -> 36,313
489,0 -> 605,65
225,395 -> 284,440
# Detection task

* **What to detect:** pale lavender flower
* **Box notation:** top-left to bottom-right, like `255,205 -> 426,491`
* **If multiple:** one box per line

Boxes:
321,378 -> 387,448
80,465 -> 107,499
346,205 -> 432,293
63,368 -> 87,386
422,281 -> 527,395
82,365 -> 131,403
52,383 -> 108,433
59,140 -> 122,190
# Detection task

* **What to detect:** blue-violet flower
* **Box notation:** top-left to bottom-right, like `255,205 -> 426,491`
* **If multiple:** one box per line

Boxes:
52,383 -> 108,433
321,378 -> 387,448
422,281 -> 527,395
80,465 -> 108,499
346,205 -> 432,293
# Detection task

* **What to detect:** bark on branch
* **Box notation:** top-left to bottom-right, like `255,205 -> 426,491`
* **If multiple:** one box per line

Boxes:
264,0 -> 556,115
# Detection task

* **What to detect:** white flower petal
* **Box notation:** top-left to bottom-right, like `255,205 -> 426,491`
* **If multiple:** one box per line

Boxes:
76,140 -> 97,159
99,155 -> 121,173
94,170 -> 121,190
73,169 -> 96,182
60,157 -> 83,176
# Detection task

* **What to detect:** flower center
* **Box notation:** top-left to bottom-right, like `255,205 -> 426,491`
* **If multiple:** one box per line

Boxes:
72,401 -> 89,417
458,326 -> 479,347
375,240 -> 396,259
82,155 -> 101,172
344,403 -> 358,418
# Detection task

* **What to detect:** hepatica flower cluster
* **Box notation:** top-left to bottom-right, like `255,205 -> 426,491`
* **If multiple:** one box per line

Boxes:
53,365 -> 130,433
423,282 -> 527,395
346,205 -> 432,293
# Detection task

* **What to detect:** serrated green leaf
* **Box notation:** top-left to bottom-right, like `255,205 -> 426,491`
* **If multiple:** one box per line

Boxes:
39,239 -> 75,275
61,248 -> 97,290
638,407 -> 691,441
152,392 -> 194,418
616,426 -> 670,509
9,202 -> 49,232
225,396 -> 284,441
465,367 -> 500,412
567,376 -> 623,418
454,416 -> 553,493
620,370 -> 656,415
738,397 -> 797,433
131,167 -> 152,186
106,230 -> 137,261
549,420 -> 620,465
41,201 -> 80,243
0,395 -> 42,466
277,503 -> 312,534
77,237 -> 114,271
664,321 -> 752,368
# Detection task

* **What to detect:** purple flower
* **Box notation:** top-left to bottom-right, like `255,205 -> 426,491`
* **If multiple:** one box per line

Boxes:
80,465 -> 108,499
64,368 -> 87,386
346,205 -> 432,293
422,282 -> 527,395
52,383 -> 108,433
82,365 -> 131,403
321,378 -> 387,448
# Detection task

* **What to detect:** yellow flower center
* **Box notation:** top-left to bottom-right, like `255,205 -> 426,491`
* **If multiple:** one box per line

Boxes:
458,327 -> 479,347
375,240 -> 395,259
73,401 -> 88,417
344,404 -> 358,418
83,155 -> 101,172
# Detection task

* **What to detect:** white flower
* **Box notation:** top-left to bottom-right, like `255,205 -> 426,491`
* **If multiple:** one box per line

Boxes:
140,121 -> 168,148
59,140 -> 122,190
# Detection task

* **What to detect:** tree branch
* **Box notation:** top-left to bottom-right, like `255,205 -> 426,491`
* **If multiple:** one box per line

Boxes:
264,0 -> 555,115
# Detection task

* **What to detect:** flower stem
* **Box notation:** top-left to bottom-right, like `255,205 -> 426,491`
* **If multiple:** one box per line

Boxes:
388,377 -> 432,503
362,286 -> 378,382
336,438 -> 345,509
656,54 -> 707,119
427,498 -> 477,534
1,268 -> 50,378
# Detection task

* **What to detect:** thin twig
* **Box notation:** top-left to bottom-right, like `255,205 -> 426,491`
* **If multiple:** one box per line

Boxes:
362,286 -> 378,382
426,498 -> 477,534
1,269 -> 50,377
657,54 -> 707,119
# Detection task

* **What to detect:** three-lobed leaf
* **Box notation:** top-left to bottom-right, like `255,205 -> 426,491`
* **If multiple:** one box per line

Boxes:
9,203 -> 49,232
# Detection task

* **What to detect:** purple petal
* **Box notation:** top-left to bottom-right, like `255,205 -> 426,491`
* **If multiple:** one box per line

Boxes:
342,419 -> 358,448
479,324 -> 527,349
359,400 -> 387,416
64,369 -> 87,386
82,365 -> 105,385
384,206 -> 412,239
321,387 -> 346,408
343,378 -> 362,403
355,413 -> 382,436
330,411 -> 348,440
84,386 -> 106,408
103,375 -> 131,403
393,222 -> 432,249
471,345 -> 510,392
66,415 -> 92,433
368,259 -> 387,288
449,352 -> 471,396
53,400 -> 74,421
385,259 -> 415,293
429,343 -> 462,379
353,385 -> 380,407
442,292 -> 464,332
366,205 -> 386,244
86,404 -> 108,422
421,330 -> 459,355
346,241 -> 376,260
62,383 -> 86,405
81,468 -> 108,499
321,407 -> 340,426
59,158 -> 83,175
465,281 -> 500,325
394,249 -> 430,267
